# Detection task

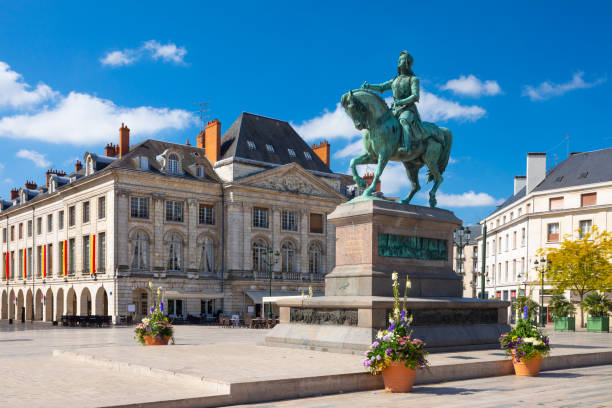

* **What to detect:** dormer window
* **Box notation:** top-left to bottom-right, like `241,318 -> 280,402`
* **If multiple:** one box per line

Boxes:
304,151 -> 312,160
288,149 -> 296,158
86,158 -> 94,176
168,154 -> 179,174
197,166 -> 205,178
247,140 -> 256,150
140,157 -> 148,170
266,144 -> 275,153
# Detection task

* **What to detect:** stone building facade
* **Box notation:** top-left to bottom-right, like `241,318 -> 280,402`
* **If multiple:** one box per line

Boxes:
0,113 -> 348,323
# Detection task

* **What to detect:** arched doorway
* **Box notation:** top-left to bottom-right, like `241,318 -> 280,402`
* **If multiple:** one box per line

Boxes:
55,288 -> 64,321
66,288 -> 77,316
17,290 -> 24,322
1,290 -> 7,319
45,288 -> 53,322
25,289 -> 33,321
9,289 -> 16,320
80,287 -> 92,316
35,288 -> 43,321
94,287 -> 108,316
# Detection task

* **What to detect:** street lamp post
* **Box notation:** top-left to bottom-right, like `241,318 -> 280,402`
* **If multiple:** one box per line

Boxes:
533,257 -> 551,327
263,248 -> 279,318
454,226 -> 471,294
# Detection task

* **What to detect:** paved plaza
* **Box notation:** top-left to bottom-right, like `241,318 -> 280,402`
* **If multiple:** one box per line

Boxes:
1,322 -> 612,407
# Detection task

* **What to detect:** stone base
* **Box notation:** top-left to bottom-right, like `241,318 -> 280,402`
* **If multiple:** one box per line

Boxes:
265,296 -> 511,353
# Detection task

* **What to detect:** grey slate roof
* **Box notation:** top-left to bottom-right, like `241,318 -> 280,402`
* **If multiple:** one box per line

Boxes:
219,112 -> 332,174
491,147 -> 612,215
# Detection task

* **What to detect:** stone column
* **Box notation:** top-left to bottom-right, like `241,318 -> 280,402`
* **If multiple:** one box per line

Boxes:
115,190 -> 130,270
272,206 -> 281,276
152,194 -> 166,272
325,211 -> 335,277
243,203 -> 252,274
187,198 -> 198,273
299,208 -> 309,278
225,201 -> 244,274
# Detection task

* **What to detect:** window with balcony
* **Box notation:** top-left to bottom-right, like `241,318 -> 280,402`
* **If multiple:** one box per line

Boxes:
309,242 -> 323,276
281,241 -> 296,273
547,223 -> 560,242
252,239 -> 269,272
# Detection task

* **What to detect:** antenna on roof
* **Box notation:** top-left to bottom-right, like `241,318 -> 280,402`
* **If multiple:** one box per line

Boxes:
565,134 -> 569,158
195,102 -> 209,132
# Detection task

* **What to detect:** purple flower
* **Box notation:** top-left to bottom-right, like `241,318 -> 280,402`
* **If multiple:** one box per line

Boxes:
371,341 -> 380,348
523,305 -> 528,320
385,348 -> 392,357
388,322 -> 395,331
150,306 -> 155,313
363,359 -> 371,367
401,310 -> 406,319
160,302 -> 164,312
376,355 -> 382,360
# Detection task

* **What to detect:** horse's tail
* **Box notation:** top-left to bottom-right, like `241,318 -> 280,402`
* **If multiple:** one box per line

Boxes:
427,128 -> 452,183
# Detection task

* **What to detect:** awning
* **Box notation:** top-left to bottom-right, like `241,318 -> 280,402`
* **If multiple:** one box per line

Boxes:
245,290 -> 302,304
164,290 -> 224,300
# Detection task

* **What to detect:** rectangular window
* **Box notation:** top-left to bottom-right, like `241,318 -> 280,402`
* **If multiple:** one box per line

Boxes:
68,206 -> 75,227
309,213 -> 323,234
2,228 -> 5,243
288,148 -> 296,158
18,249 -> 22,278
521,228 -> 526,246
521,257 -> 525,274
140,157 -> 148,170
547,223 -> 560,242
58,243 -> 64,276
98,196 -> 106,219
82,236 -> 90,272
581,192 -> 597,207
47,214 -> 53,232
198,204 -> 214,225
22,222 -> 27,238
253,207 -> 269,229
98,232 -> 106,272
36,217 -> 42,235
36,246 -> 42,277
513,231 -> 517,249
281,210 -> 298,231
549,197 -> 564,211
130,197 -> 149,219
498,237 -> 501,252
505,261 -> 508,281
59,211 -> 64,229
10,226 -> 14,241
518,208 -> 522,217
579,220 -> 592,239
82,201 -> 90,223
526,203 -> 531,213
165,201 -> 183,222
48,243 -> 53,277
512,259 -> 516,281
68,238 -> 75,274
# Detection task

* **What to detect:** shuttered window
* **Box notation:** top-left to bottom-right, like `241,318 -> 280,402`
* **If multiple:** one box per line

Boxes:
549,197 -> 564,211
309,213 -> 323,234
581,192 -> 597,207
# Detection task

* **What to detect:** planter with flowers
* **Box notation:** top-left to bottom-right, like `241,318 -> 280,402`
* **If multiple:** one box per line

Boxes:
363,272 -> 429,393
134,282 -> 174,346
499,306 -> 550,376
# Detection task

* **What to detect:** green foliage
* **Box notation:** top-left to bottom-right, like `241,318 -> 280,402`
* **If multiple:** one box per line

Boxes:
499,319 -> 551,362
134,281 -> 174,345
581,292 -> 612,318
549,295 -> 575,318
363,272 -> 429,374
512,296 -> 539,320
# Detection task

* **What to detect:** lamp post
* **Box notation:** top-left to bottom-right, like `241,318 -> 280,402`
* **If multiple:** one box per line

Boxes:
454,226 -> 471,291
533,257 -> 551,327
263,248 -> 279,318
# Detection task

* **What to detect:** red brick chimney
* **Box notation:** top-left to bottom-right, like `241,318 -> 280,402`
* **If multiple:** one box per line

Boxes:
362,172 -> 381,192
24,180 -> 37,190
204,119 -> 221,164
119,123 -> 130,157
197,130 -> 205,149
10,188 -> 19,200
45,169 -> 67,187
311,140 -> 330,167
105,143 -> 119,157
75,160 -> 83,172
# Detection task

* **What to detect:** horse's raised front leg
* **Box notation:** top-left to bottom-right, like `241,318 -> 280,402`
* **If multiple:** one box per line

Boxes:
399,161 -> 422,204
363,150 -> 390,196
350,152 -> 374,189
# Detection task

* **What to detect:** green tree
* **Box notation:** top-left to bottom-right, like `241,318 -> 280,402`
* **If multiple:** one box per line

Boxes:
581,292 -> 612,318
548,294 -> 575,319
540,227 -> 612,327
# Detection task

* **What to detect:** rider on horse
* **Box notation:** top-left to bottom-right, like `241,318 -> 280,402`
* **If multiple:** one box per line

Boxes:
362,51 -> 443,154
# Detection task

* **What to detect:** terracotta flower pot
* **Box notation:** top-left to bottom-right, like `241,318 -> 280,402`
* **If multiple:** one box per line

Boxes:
382,361 -> 417,392
511,352 -> 543,376
143,335 -> 170,346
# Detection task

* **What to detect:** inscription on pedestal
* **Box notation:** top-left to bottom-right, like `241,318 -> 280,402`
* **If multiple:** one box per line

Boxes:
290,308 -> 358,326
378,233 -> 448,261
384,308 -> 498,326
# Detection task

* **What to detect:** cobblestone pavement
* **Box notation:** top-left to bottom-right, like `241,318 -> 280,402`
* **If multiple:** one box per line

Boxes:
236,364 -> 612,408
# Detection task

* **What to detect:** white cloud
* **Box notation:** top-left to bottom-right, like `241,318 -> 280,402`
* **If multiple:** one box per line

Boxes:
334,139 -> 364,159
0,91 -> 194,145
440,75 -> 502,97
417,90 -> 486,122
435,190 -> 503,208
0,62 -> 57,108
101,40 -> 187,67
16,149 -> 51,168
522,72 -> 606,101
291,103 -> 362,142
3,178 -> 12,184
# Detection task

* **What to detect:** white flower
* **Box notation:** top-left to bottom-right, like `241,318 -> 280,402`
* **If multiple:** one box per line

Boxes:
376,331 -> 383,339
406,278 -> 412,290
148,281 -> 153,289
392,272 -> 398,281
523,337 -> 536,344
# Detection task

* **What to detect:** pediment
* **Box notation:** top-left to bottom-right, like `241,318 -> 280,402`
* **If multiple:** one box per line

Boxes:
236,163 -> 344,199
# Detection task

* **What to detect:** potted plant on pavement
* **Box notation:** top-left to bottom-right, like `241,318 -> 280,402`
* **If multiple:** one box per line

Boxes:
550,294 -> 576,332
582,292 -> 611,333
134,282 -> 174,345
363,272 -> 429,392
499,306 -> 551,376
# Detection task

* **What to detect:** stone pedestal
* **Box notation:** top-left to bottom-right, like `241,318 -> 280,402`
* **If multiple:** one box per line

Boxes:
265,200 -> 510,353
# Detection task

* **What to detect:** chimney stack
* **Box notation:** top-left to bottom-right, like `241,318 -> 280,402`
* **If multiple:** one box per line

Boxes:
119,123 -> 130,157
105,143 -> 119,157
45,169 -> 67,187
24,180 -> 37,190
75,160 -> 83,172
203,119 -> 221,164
513,176 -> 526,195
526,153 -> 546,193
196,130 -> 205,149
10,188 -> 19,200
311,140 -> 330,167
362,172 -> 381,192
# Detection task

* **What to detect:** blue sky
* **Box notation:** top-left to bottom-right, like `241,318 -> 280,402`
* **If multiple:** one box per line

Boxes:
0,1 -> 610,223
